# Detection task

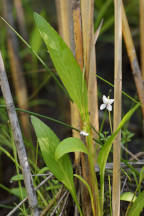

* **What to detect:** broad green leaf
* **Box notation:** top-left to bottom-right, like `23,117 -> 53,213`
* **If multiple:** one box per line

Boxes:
97,103 -> 140,209
31,115 -> 74,191
33,13 -> 88,120
10,187 -> 27,198
55,137 -> 88,160
31,116 -> 83,216
120,192 -> 137,202
127,191 -> 144,216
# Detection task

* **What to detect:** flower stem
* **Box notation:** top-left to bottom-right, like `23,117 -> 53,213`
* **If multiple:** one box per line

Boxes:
108,111 -> 113,134
100,110 -> 107,133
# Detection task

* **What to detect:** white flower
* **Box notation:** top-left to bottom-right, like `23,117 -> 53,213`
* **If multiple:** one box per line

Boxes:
100,95 -> 114,112
80,131 -> 89,136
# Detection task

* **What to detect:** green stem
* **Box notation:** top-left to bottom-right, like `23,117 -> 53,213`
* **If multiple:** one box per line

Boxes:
0,105 -> 80,132
71,190 -> 83,216
108,111 -> 113,134
87,134 -> 101,216
96,74 -> 138,104
100,110 -> 107,133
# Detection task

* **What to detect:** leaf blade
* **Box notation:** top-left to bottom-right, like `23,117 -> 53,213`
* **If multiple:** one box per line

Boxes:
33,13 -> 88,119
55,137 -> 88,160
31,116 -> 74,190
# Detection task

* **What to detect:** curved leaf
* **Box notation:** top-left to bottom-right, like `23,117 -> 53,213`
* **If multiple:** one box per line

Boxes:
33,13 -> 88,119
31,116 -> 74,191
127,191 -> 144,216
120,192 -> 137,202
55,137 -> 88,160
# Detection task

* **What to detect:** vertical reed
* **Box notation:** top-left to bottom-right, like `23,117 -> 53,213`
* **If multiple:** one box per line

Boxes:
80,0 -> 94,82
122,3 -> 144,117
140,0 -> 144,80
112,0 -> 122,216
13,0 -> 28,40
55,0 -> 82,156
72,0 -> 83,166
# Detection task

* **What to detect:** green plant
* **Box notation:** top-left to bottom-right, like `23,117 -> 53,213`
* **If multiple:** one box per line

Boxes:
0,3 -> 143,214
30,13 -> 141,216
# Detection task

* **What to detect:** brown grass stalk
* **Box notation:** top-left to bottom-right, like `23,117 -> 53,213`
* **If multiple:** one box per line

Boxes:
72,1 -> 83,166
112,0 -> 122,216
80,0 -> 94,82
13,0 -> 28,40
80,0 -> 99,139
0,52 -> 39,216
80,1 -> 99,215
2,0 -> 31,139
140,0 -> 144,80
88,27 -> 99,140
122,3 -> 144,117
55,0 -> 82,152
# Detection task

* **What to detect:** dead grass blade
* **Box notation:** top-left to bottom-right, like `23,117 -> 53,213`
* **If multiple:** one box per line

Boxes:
112,0 -> 122,215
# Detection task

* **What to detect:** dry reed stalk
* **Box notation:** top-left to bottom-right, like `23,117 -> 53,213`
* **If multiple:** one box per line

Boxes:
112,0 -> 122,216
72,3 -> 91,215
55,0 -> 74,50
80,1 -> 99,215
2,0 -> 31,139
80,0 -> 94,82
55,0 -> 82,163
140,0 -> 144,80
72,1 -> 83,166
80,0 -> 99,138
88,27 -> 99,139
72,2 -> 97,215
122,3 -> 144,117
13,0 -> 28,40
0,52 -> 39,216
55,0 -> 81,136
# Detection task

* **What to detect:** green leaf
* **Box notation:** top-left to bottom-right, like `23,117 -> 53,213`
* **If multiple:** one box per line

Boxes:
94,0 -> 113,31
97,103 -> 140,209
30,27 -> 42,53
10,174 -> 24,182
31,116 -> 74,191
139,167 -> 144,183
120,192 -> 137,202
31,116 -> 83,216
33,13 -> 88,120
10,187 -> 27,198
55,137 -> 88,160
127,191 -> 144,216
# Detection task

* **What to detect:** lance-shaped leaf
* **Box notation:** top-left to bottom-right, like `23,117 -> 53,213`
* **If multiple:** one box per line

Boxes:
31,116 -> 83,216
55,137 -> 88,160
31,116 -> 74,191
33,13 -> 88,120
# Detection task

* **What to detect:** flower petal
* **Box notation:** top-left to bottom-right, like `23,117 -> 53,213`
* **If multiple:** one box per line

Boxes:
80,131 -> 89,136
102,95 -> 108,104
107,104 -> 112,111
108,99 -> 114,104
100,104 -> 106,110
